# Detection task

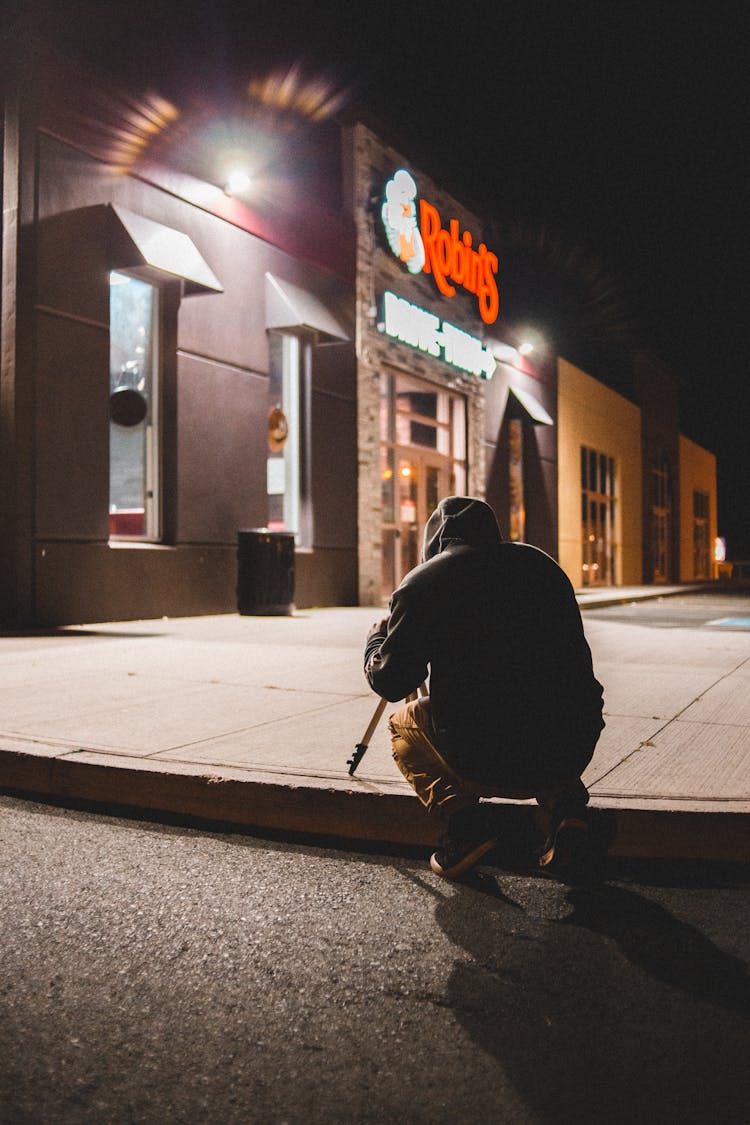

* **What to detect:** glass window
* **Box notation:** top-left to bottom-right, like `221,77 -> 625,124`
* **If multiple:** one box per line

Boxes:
409,420 -> 438,448
401,391 -> 438,419
589,449 -> 598,493
380,370 -> 467,600
650,455 -> 672,581
268,333 -> 310,547
381,446 -> 395,523
693,489 -> 710,579
580,444 -> 617,586
109,272 -> 159,539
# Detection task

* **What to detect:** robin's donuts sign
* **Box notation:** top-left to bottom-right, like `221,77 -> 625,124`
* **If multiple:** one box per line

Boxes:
380,169 -> 500,326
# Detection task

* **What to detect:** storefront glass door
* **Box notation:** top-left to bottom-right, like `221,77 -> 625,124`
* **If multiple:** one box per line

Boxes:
109,272 -> 160,539
380,371 -> 466,599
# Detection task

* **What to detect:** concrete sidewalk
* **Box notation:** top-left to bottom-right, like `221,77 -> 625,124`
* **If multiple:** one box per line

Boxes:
1,586 -> 748,863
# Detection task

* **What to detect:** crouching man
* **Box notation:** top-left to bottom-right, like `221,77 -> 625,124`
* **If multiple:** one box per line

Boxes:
364,496 -> 605,880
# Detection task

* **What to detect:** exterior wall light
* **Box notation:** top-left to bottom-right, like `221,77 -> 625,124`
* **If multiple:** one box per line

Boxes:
224,170 -> 251,196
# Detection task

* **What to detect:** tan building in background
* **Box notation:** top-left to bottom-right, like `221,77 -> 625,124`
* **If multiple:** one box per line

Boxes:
679,435 -> 718,581
557,358 -> 642,588
557,356 -> 718,590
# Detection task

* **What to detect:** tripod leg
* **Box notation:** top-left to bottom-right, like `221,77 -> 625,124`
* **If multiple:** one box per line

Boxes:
347,696 -> 388,775
347,685 -> 428,775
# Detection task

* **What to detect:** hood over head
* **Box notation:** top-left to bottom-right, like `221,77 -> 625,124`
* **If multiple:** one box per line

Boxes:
422,496 -> 503,561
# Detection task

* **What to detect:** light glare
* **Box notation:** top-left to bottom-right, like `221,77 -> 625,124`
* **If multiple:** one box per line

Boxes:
225,170 -> 251,196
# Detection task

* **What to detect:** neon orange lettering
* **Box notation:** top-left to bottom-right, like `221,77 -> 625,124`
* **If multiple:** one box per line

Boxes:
463,232 -> 478,293
419,199 -> 439,276
478,251 -> 499,324
417,196 -> 499,321
420,200 -> 456,297
451,220 -> 465,284
437,229 -> 452,275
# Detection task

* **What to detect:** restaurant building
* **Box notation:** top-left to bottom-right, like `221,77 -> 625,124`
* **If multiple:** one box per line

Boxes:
1,40 -> 716,626
345,123 -> 558,606
1,41 -> 359,625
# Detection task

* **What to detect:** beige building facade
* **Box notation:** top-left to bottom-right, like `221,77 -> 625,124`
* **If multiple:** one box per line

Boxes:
557,358 -> 643,588
679,435 -> 718,581
558,357 -> 719,590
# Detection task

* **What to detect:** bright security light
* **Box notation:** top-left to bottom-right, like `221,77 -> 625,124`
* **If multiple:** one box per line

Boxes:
224,170 -> 251,195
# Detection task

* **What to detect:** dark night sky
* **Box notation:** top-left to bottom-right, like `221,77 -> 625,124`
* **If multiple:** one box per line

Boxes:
7,1 -> 749,556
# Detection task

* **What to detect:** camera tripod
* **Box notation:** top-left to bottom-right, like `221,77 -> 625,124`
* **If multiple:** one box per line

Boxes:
347,683 -> 427,775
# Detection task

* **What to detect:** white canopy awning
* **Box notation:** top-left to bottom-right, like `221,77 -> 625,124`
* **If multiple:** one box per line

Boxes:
111,205 -> 223,295
509,385 -> 554,425
265,272 -> 349,342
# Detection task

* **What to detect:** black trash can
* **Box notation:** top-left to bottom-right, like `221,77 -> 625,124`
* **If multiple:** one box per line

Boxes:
237,529 -> 295,616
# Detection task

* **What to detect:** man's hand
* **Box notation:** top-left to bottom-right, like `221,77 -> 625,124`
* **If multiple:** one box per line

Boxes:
366,617 -> 389,642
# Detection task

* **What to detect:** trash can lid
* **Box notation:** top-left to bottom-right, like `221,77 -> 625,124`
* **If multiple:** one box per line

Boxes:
238,527 -> 295,538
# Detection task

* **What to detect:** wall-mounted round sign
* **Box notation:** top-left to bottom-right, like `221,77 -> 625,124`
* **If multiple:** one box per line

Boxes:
110,386 -> 148,427
268,405 -> 289,451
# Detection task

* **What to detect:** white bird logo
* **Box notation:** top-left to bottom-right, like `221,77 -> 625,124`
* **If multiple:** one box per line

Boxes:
381,169 -> 425,274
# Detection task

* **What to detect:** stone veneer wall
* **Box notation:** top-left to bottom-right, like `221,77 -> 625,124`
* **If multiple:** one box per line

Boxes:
350,124 -> 491,606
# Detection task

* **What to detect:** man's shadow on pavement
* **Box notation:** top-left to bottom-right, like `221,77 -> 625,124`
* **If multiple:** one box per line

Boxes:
417,871 -> 750,1125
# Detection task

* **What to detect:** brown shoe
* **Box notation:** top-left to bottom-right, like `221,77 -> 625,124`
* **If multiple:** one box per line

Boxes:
429,805 -> 497,880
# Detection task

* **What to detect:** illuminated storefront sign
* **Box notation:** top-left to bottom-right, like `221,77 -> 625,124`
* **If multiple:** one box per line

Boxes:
381,169 -> 500,325
378,290 -> 496,379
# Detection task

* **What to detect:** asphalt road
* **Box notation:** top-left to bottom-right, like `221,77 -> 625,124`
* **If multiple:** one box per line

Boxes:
1,793 -> 748,1125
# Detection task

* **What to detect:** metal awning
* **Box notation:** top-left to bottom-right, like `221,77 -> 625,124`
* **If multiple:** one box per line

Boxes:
265,272 -> 349,342
110,205 -> 223,295
509,385 -> 554,425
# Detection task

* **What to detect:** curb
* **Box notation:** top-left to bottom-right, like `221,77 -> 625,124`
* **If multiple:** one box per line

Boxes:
576,584 -> 714,612
2,745 -> 748,864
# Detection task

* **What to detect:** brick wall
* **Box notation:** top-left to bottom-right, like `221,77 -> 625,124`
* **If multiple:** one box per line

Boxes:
350,124 -> 491,605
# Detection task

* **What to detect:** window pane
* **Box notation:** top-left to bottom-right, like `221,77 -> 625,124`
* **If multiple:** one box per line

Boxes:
395,412 -> 411,444
382,528 -> 396,595
426,465 -> 440,516
381,446 -> 395,522
451,397 -> 466,461
410,420 -> 438,448
589,449 -> 598,492
282,335 -> 300,535
451,460 -> 466,495
109,272 -> 158,539
398,391 -> 437,419
398,459 -> 418,521
436,423 -> 449,456
268,333 -> 304,542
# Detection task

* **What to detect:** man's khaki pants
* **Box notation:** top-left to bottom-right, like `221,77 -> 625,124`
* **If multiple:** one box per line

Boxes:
388,697 -> 588,824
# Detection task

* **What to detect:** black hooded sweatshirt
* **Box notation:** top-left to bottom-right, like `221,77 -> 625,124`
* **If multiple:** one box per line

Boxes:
364,496 -> 604,788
